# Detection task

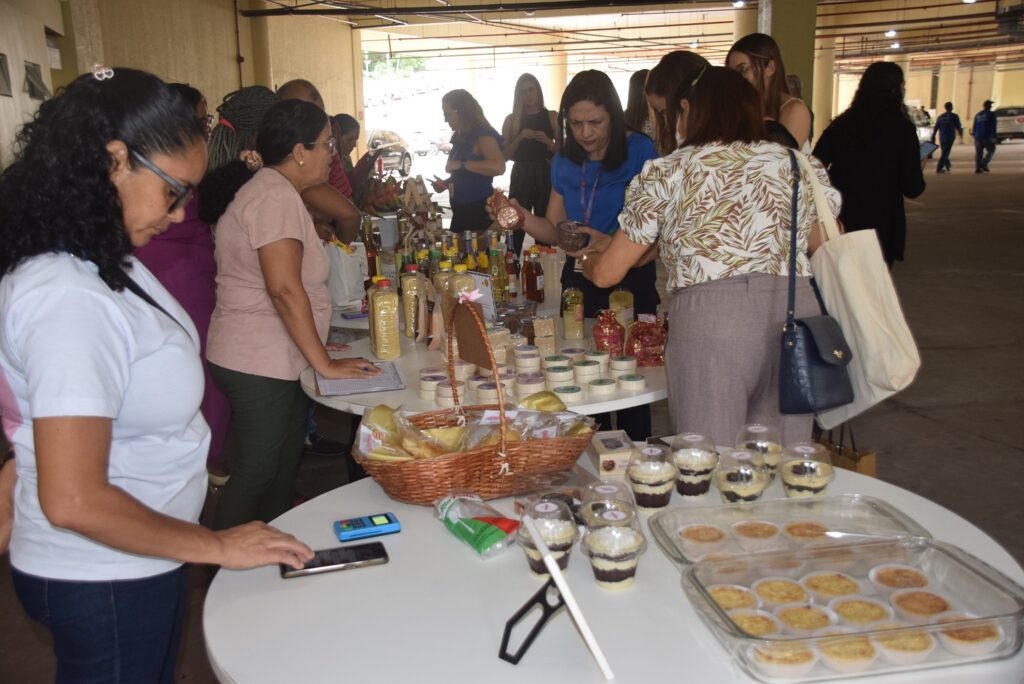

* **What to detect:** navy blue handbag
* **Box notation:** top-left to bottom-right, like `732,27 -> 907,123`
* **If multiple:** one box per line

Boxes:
779,150 -> 854,415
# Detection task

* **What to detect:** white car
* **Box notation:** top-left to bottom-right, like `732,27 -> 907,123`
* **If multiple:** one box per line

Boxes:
995,106 -> 1024,143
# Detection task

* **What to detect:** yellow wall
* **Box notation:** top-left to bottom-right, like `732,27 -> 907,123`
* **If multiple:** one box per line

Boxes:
0,0 -> 57,167
994,66 -> 1024,107
905,70 -> 933,112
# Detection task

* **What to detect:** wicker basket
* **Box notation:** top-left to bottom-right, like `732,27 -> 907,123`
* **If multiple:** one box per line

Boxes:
357,301 -> 592,505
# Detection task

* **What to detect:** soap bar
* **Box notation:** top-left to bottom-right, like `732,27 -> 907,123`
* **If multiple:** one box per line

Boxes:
553,385 -> 583,405
532,315 -> 556,338
534,335 -> 557,357
486,326 -> 512,352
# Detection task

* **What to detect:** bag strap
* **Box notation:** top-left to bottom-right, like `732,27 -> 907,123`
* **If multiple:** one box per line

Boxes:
793,152 -> 841,243
110,268 -> 188,334
785,149 -> 800,331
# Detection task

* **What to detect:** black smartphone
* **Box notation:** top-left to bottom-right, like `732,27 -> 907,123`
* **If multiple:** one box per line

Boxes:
279,542 -> 389,579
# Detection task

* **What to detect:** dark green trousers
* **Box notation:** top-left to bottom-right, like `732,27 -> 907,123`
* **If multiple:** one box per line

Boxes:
209,363 -> 308,530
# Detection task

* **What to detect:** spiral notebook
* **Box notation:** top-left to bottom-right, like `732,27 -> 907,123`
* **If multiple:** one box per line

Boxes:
314,362 -> 406,396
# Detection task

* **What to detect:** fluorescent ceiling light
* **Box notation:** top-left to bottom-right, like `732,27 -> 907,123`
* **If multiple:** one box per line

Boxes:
690,39 -> 700,49
732,1 -> 746,7
890,42 -> 901,49
885,30 -> 897,38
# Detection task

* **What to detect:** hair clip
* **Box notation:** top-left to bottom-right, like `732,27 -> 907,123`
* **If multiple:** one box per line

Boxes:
92,64 -> 115,81
241,149 -> 263,172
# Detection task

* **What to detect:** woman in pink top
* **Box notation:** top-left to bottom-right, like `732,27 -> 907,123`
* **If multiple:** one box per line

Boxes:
205,100 -> 380,529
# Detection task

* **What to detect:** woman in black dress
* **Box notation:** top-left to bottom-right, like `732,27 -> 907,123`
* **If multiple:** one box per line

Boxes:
502,73 -> 558,254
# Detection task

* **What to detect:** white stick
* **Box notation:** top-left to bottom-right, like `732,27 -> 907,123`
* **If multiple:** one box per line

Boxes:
522,515 -> 615,680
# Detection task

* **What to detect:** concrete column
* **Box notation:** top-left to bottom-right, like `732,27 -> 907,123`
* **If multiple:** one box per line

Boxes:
543,52 -> 569,111
350,30 -> 366,157
937,60 -> 958,111
758,0 -> 819,108
812,38 -> 835,139
733,8 -> 757,42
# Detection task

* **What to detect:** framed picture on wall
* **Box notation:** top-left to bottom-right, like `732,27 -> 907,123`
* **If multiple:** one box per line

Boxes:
0,54 -> 13,97
24,61 -> 50,100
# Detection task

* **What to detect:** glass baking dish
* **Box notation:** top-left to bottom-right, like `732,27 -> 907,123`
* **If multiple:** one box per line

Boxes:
682,537 -> 1024,682
649,494 -> 930,567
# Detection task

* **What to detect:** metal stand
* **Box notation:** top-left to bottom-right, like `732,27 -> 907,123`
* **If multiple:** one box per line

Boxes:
498,578 -> 566,665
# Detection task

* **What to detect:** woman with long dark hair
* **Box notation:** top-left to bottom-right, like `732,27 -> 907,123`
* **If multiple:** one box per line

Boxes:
509,69 -> 658,440
0,68 -> 312,682
203,99 -> 381,530
727,33 -> 812,151
440,89 -> 506,232
502,74 -> 557,253
624,68 -> 653,138
644,51 -> 710,155
813,61 -> 925,266
582,67 -> 842,446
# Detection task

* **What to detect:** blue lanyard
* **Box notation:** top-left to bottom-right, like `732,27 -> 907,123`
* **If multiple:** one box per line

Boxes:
579,164 -> 601,226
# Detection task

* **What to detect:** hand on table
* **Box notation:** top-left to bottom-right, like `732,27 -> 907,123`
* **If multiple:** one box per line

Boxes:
215,521 -> 314,571
323,357 -> 383,379
564,225 -> 611,258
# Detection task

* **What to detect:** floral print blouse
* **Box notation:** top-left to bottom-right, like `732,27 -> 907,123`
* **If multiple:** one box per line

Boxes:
618,141 -> 842,292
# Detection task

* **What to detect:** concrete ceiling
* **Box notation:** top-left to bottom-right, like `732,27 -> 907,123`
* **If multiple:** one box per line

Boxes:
249,0 -> 1024,72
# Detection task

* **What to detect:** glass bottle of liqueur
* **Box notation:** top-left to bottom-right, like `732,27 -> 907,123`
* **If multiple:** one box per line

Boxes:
367,275 -> 384,351
370,279 -> 401,360
463,248 -> 477,272
488,245 -> 506,304
416,249 -> 431,280
428,247 -> 443,278
461,231 -> 476,265
561,282 -> 585,340
477,248 -> 489,271
523,247 -> 544,303
504,232 -> 519,302
609,286 -> 635,332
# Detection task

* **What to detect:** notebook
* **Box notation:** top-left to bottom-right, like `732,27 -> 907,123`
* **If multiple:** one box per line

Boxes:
314,361 -> 406,396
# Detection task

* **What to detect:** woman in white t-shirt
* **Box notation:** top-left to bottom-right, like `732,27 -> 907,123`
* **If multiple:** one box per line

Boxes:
0,68 -> 313,683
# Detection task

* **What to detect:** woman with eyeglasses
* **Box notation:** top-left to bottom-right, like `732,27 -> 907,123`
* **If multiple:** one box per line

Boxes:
727,33 -> 812,152
135,83 -> 232,485
580,67 -> 842,447
0,68 -> 313,683
204,99 -> 381,530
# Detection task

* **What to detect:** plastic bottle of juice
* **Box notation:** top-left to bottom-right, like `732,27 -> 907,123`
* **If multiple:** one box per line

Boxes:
561,283 -> 585,340
609,286 -> 635,331
370,279 -> 401,360
433,260 -> 454,296
401,264 -> 422,338
367,275 -> 384,350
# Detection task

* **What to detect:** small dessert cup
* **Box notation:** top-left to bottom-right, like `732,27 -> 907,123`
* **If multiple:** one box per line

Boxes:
890,589 -> 953,624
730,520 -> 782,553
752,577 -> 811,608
713,450 -> 769,503
670,432 -> 718,496
870,622 -> 937,665
516,499 -> 579,578
707,584 -> 761,611
780,442 -> 835,498
735,423 -> 783,480
556,220 -> 591,252
868,563 -> 930,596
782,520 -> 831,546
814,627 -> 879,674
580,525 -> 647,590
828,595 -> 894,628
774,602 -> 838,637
677,523 -> 729,557
626,445 -> 676,510
934,613 -> 1005,656
801,571 -> 862,604
747,642 -> 818,680
582,480 -> 634,507
727,609 -> 782,638
580,499 -> 637,530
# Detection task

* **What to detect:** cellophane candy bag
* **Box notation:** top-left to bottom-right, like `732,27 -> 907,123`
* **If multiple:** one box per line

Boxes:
435,494 -> 519,558
625,314 -> 667,367
593,309 -> 626,356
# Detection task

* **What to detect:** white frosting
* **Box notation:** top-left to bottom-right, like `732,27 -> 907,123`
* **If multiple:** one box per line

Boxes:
674,447 -> 718,471
586,527 -> 644,556
627,461 -> 676,484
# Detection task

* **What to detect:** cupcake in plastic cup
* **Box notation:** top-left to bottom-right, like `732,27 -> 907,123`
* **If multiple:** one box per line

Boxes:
626,445 -> 676,510
582,480 -> 634,507
671,432 -> 719,496
713,450 -> 770,503
580,498 -> 636,530
581,524 -> 647,590
780,442 -> 835,498
736,423 -> 783,480
516,499 -> 579,577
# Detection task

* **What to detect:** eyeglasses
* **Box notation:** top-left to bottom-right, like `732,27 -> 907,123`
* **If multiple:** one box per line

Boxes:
200,114 -> 214,130
303,136 -> 335,152
129,149 -> 194,214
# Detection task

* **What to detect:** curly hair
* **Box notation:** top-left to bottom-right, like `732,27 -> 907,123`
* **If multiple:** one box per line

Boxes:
0,68 -> 204,290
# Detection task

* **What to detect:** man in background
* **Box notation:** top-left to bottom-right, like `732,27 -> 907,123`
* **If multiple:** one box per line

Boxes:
931,101 -> 963,174
972,100 -> 997,173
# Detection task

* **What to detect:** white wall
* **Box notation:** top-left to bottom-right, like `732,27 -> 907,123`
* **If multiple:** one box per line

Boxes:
0,1 -> 57,168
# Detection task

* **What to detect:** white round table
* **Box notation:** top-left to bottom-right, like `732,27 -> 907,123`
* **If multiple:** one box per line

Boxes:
330,306 -> 370,331
203,466 -> 1024,684
301,330 -> 668,417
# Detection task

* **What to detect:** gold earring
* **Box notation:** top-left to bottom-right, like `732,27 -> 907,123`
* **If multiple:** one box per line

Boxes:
298,159 -> 304,166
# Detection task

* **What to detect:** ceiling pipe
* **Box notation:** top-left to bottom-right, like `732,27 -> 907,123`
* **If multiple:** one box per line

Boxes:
241,0 -> 715,18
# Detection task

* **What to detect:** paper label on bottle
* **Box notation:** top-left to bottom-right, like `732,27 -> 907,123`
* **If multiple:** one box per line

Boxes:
536,275 -> 544,290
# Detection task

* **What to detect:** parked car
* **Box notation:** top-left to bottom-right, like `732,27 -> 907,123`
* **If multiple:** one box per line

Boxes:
408,130 -> 453,156
367,129 -> 413,176
995,106 -> 1024,143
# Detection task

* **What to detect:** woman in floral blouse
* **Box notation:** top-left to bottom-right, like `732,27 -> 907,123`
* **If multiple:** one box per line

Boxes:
581,67 -> 842,446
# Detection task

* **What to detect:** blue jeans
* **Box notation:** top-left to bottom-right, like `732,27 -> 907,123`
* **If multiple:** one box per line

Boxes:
12,566 -> 186,684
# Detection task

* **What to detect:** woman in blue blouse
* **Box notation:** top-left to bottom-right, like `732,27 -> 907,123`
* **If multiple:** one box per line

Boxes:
513,70 -> 658,440
440,89 -> 506,232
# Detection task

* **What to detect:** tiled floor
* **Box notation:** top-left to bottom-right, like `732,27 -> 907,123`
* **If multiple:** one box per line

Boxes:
1,142 -> 1021,681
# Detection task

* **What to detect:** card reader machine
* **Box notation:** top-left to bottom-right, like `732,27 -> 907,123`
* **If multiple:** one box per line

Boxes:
333,513 -> 401,542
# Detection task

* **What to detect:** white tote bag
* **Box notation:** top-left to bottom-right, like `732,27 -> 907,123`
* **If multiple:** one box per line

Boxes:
794,153 -> 921,429
326,241 -> 367,309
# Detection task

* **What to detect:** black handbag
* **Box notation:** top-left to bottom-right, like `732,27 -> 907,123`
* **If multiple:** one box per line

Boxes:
779,150 -> 854,415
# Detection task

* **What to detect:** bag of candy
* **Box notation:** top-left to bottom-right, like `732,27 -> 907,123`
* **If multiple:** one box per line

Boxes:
625,314 -> 667,367
434,494 -> 519,558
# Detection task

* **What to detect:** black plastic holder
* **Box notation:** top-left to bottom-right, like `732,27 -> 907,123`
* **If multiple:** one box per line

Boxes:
498,577 -> 566,665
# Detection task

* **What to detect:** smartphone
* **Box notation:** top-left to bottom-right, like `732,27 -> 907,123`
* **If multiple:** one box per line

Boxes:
341,312 -> 368,320
334,512 -> 401,542
279,542 -> 388,579
919,141 -> 939,160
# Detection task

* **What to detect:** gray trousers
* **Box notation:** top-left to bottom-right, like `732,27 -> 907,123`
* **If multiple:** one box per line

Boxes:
665,273 -> 819,447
